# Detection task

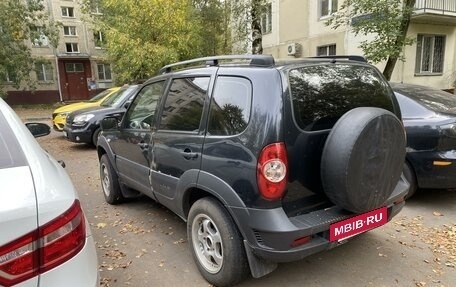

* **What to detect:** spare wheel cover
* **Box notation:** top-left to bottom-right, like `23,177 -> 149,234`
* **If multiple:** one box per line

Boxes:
321,107 -> 406,213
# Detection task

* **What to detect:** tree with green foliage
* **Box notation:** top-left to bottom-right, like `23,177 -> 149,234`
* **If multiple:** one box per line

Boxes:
327,0 -> 417,80
0,0 -> 59,98
230,0 -> 270,54
192,0 -> 232,56
83,0 -> 214,84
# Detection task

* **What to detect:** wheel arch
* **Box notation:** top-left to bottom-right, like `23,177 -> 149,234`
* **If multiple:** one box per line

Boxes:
182,174 -> 276,280
180,171 -> 250,240
96,136 -> 116,165
181,171 -> 247,217
91,127 -> 102,146
403,156 -> 419,199
404,155 -> 419,187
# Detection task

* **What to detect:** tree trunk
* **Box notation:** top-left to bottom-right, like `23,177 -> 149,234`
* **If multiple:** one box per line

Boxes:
251,2 -> 263,54
382,0 -> 416,80
383,57 -> 398,81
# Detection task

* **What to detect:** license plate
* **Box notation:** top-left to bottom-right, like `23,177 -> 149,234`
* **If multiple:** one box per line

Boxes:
63,131 -> 67,137
330,207 -> 387,242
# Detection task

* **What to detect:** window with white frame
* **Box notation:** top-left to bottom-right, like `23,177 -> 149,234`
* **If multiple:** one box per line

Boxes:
61,7 -> 75,17
94,31 -> 106,48
1,71 -> 16,83
65,43 -> 79,53
317,44 -> 336,56
260,3 -> 272,34
31,26 -> 49,47
415,34 -> 445,74
63,26 -> 77,36
97,63 -> 112,81
320,0 -> 338,18
91,1 -> 103,14
35,62 -> 54,82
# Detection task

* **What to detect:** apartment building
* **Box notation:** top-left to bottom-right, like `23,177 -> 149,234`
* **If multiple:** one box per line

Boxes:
5,0 -> 113,105
262,0 -> 456,90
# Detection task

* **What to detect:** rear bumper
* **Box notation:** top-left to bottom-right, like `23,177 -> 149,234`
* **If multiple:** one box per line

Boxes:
231,177 -> 408,263
408,150 -> 456,189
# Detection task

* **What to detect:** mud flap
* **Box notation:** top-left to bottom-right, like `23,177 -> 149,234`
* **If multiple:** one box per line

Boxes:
119,181 -> 141,198
243,240 -> 277,278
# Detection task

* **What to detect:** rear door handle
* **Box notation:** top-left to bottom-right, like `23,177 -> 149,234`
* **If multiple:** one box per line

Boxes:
181,148 -> 198,160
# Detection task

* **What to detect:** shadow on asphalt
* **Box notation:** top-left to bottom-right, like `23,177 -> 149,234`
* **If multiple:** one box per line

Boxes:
406,188 -> 456,209
69,144 -> 96,151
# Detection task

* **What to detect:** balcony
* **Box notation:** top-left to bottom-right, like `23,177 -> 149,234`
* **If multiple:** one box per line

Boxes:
413,0 -> 456,24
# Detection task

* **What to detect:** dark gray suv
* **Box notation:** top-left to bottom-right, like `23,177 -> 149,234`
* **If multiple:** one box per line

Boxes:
97,55 -> 409,286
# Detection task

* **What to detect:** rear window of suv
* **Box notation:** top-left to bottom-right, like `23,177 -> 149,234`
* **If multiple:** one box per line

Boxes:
289,64 -> 394,131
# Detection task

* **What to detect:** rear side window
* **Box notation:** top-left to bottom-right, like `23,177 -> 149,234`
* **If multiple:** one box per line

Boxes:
208,76 -> 252,135
159,77 -> 209,132
0,133 -> 15,168
289,64 -> 394,131
0,114 -> 27,169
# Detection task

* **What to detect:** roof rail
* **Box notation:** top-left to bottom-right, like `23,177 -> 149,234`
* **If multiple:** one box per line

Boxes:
158,55 -> 275,74
308,55 -> 367,63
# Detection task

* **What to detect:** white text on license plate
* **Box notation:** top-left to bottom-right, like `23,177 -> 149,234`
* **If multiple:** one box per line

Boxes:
330,207 -> 387,242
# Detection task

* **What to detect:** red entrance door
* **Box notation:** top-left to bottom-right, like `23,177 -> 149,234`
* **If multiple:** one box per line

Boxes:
64,62 -> 89,100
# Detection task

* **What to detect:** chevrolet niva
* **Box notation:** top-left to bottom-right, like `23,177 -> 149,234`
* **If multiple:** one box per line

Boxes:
96,55 -> 409,286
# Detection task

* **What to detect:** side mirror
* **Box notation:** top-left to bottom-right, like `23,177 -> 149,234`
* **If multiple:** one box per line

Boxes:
124,101 -> 131,109
25,123 -> 51,138
101,117 -> 119,131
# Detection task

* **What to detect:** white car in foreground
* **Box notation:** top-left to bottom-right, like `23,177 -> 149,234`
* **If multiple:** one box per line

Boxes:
0,98 -> 98,287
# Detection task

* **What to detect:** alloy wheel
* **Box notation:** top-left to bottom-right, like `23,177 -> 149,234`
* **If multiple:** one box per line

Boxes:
191,214 -> 224,274
101,163 -> 111,197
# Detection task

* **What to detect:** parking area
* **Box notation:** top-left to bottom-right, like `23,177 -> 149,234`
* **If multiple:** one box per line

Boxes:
16,107 -> 456,287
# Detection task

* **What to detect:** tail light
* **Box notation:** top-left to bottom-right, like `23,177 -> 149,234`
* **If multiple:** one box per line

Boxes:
257,142 -> 288,200
0,200 -> 86,287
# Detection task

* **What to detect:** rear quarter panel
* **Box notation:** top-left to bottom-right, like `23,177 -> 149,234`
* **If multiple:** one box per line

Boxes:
200,67 -> 284,209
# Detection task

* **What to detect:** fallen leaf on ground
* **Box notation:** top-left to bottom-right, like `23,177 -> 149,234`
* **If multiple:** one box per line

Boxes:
97,222 -> 107,229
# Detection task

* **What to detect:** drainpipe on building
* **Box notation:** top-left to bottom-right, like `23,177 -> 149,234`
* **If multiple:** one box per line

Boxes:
54,54 -> 63,102
82,20 -> 93,83
45,0 -> 63,102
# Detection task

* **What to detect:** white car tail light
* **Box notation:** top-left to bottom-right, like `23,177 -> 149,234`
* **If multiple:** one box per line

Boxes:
0,200 -> 86,287
257,142 -> 288,200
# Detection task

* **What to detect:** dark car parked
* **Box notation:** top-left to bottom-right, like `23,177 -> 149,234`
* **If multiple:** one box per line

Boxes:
391,82 -> 456,197
97,55 -> 409,286
63,85 -> 140,146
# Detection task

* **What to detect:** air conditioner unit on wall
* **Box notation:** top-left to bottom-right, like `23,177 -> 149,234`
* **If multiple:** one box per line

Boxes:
287,43 -> 302,57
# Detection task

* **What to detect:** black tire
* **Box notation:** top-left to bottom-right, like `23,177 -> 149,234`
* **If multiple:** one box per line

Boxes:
188,197 -> 249,287
403,161 -> 417,199
321,107 -> 406,213
100,154 -> 124,204
92,127 -> 101,147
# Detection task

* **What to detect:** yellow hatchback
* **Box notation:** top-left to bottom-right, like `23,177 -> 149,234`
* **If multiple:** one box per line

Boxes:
52,87 -> 120,131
